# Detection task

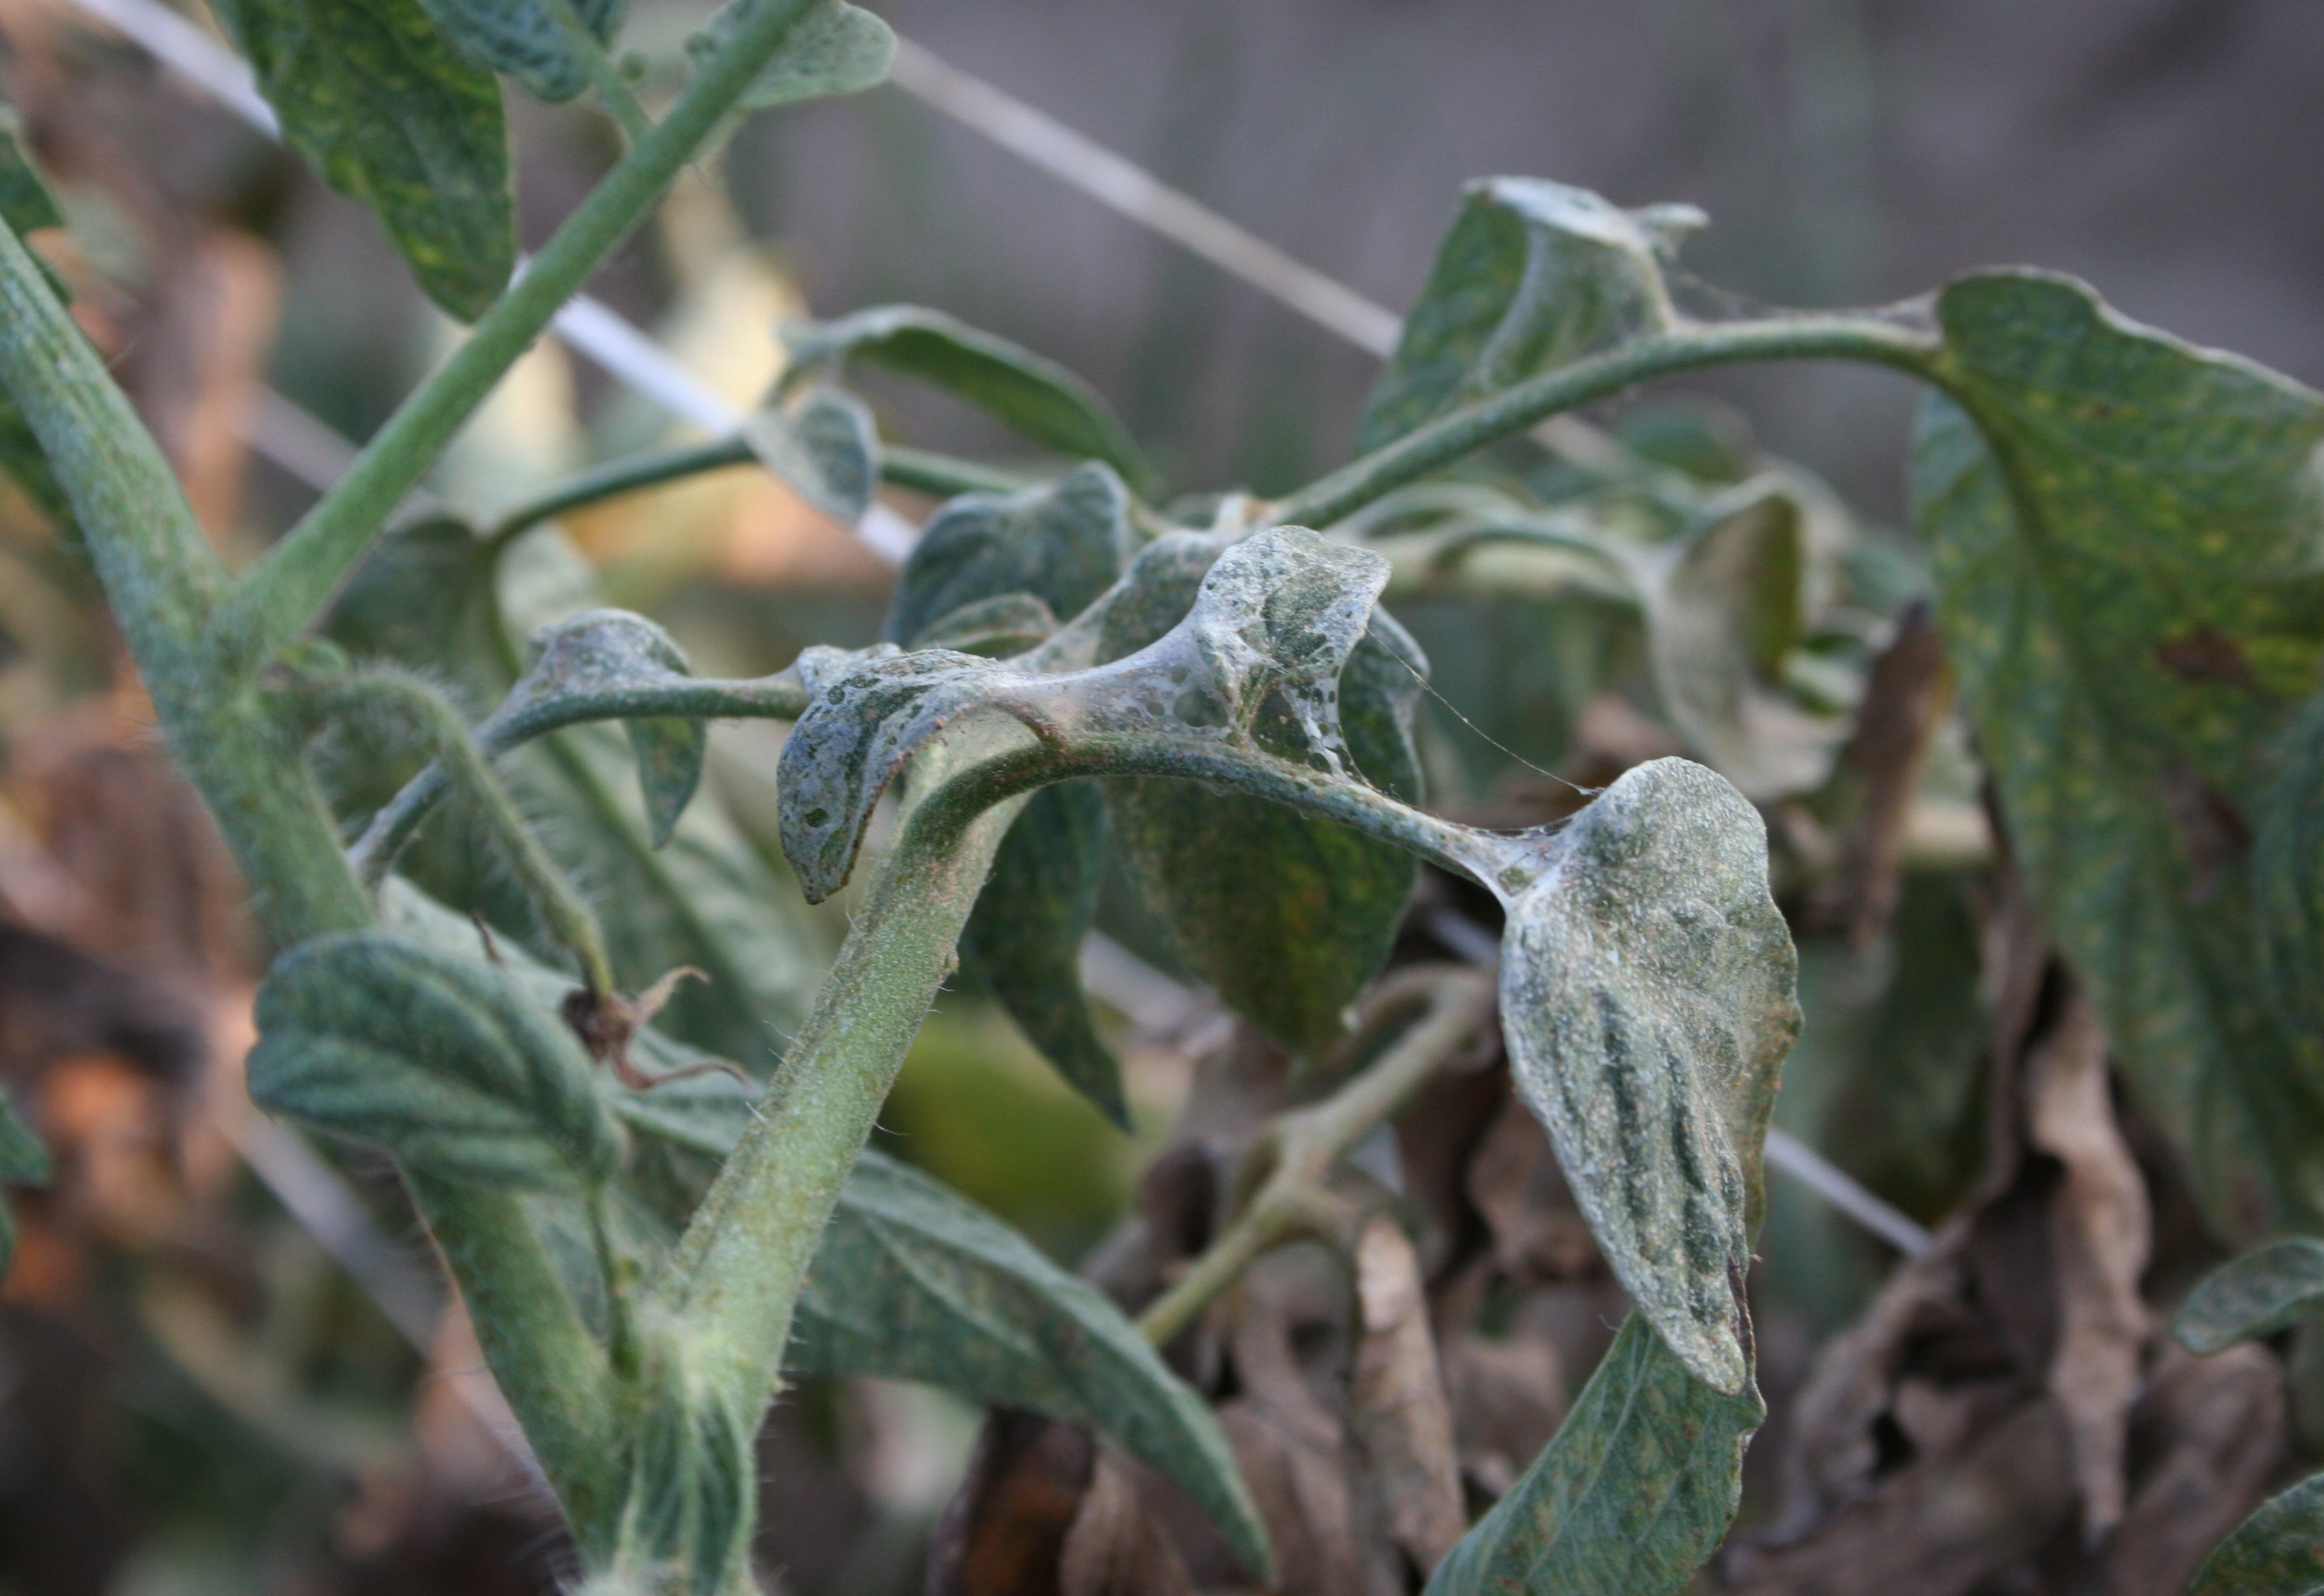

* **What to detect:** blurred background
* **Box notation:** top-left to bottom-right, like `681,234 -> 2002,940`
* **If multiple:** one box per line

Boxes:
0,0 -> 2314,1591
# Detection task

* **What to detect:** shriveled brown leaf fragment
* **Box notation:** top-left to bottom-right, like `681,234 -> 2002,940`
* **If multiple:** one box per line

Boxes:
1057,1450 -> 1197,1596
926,1409 -> 1093,1596
1346,1216 -> 1465,1580
1811,599 -> 1953,947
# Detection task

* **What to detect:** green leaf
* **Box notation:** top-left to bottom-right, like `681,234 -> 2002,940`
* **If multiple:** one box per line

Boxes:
1358,177 -> 1703,453
329,523 -> 825,1075
0,105 -> 81,547
0,105 -> 63,236
1422,1315 -> 1761,1596
2256,688 -> 2324,1039
1910,270 -> 2324,1237
2183,1469 -> 2324,1596
505,610 -> 707,850
247,930 -> 624,1187
415,0 -> 622,102
1100,537 -> 1427,1054
0,1088 -> 50,1278
1640,479 -> 1843,799
885,463 -> 1132,651
2175,1238 -> 2324,1356
958,780 -> 1124,1127
789,1150 -> 1272,1580
781,305 -> 1155,491
211,0 -> 513,320
689,0 -> 895,112
742,384 -> 878,526
1501,757 -> 1797,1395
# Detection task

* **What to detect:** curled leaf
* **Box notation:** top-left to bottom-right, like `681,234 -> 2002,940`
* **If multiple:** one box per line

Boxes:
2176,1238 -> 2324,1356
1500,757 -> 1798,1394
781,304 -> 1154,491
690,0 -> 896,110
416,0 -> 622,102
1360,177 -> 1702,453
247,930 -> 623,1188
742,384 -> 878,526
507,610 -> 707,850
887,464 -> 1132,650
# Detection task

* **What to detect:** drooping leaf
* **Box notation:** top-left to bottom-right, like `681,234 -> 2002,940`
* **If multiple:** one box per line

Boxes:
789,1150 -> 1272,1581
1358,177 -> 1703,453
1640,479 -> 1844,799
0,1088 -> 50,1277
331,523 -> 824,1073
1100,537 -> 1427,1055
958,780 -> 1124,1127
1910,270 -> 2324,1237
505,610 -> 708,850
247,930 -> 624,1187
1422,1315 -> 1762,1596
885,464 -> 1131,650
781,305 -> 1154,492
689,0 -> 896,111
2183,1469 -> 2324,1596
211,0 -> 513,320
2175,1238 -> 2324,1356
742,384 -> 878,526
1500,757 -> 1797,1394
415,0 -> 622,102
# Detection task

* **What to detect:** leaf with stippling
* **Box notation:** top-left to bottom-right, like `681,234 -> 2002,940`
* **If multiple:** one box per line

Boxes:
1501,758 -> 1797,1394
742,384 -> 878,526
416,0 -> 622,102
2183,1469 -> 2324,1596
690,0 -> 895,111
1102,535 -> 1427,1053
211,0 -> 512,321
2175,1239 -> 2324,1356
247,931 -> 624,1188
0,1089 -> 49,1278
959,781 -> 1124,1127
506,610 -> 706,849
914,592 -> 1060,658
0,105 -> 82,546
782,305 -> 1154,491
778,643 -> 1012,901
1640,478 -> 1845,799
789,1150 -> 1272,1581
1423,1315 -> 1762,1596
1912,270 -> 2324,1237
887,465 -> 1131,650
1359,177 -> 1703,453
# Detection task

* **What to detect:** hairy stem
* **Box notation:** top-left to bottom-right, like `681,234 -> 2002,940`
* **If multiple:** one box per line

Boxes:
1136,969 -> 1496,1346
644,746 -> 1043,1411
315,668 -> 616,994
1273,314 -> 1938,531
216,0 -> 827,671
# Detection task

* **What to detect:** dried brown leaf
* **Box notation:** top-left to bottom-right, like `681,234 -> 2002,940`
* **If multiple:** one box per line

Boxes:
1057,1450 -> 1197,1596
1812,600 -> 1953,946
1347,1217 -> 1465,1579
927,1409 -> 1093,1596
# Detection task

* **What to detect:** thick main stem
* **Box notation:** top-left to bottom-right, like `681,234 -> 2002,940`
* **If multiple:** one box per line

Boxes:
644,751 -> 1038,1412
217,0 -> 826,670
1273,314 -> 1938,531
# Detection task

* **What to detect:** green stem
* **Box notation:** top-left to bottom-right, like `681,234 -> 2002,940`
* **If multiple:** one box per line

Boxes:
216,0 -> 827,672
1135,970 -> 1496,1346
1273,314 -> 1938,531
484,437 -> 1031,550
545,0 -> 651,142
644,747 -> 1040,1410
412,1176 -> 622,1554
317,668 -> 616,995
